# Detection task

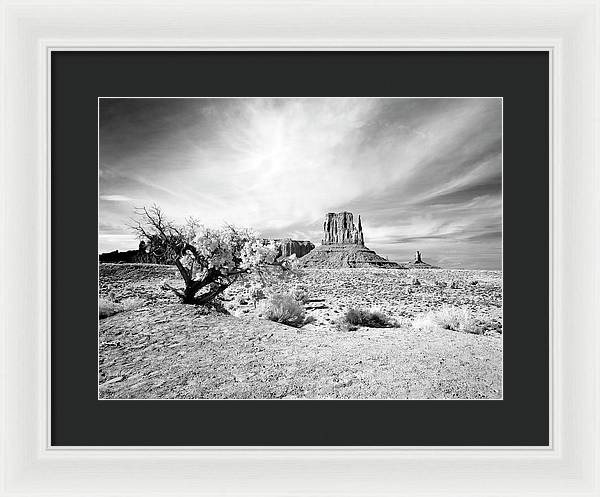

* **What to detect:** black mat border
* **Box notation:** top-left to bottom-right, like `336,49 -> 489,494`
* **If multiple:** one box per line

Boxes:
51,51 -> 549,446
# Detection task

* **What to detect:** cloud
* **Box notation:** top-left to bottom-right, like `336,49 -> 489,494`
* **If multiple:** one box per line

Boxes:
100,194 -> 136,202
99,98 -> 502,269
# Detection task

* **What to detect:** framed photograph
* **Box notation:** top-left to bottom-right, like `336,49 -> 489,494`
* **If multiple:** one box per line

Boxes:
60,52 -> 536,446
2,1 -> 599,496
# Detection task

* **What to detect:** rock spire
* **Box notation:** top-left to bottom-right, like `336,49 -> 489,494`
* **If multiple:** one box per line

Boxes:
407,250 -> 439,269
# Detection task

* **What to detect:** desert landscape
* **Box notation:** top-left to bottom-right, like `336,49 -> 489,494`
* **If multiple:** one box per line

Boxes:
99,97 -> 503,400
99,215 -> 502,400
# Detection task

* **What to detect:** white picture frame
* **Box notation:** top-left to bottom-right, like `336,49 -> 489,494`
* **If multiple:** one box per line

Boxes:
1,0 -> 598,495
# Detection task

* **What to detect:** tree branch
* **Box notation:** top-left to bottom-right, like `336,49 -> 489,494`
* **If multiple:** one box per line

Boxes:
162,282 -> 185,299
195,283 -> 229,304
174,259 -> 191,286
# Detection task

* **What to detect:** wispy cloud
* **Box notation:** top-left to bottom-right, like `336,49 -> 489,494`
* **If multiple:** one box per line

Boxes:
100,194 -> 136,202
99,98 -> 502,268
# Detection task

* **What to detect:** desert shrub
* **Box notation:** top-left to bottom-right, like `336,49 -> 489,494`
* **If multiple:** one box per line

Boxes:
412,305 -> 481,334
449,280 -> 459,289
344,308 -> 396,328
411,314 -> 436,332
303,315 -> 317,326
236,295 -> 249,305
336,319 -> 359,332
99,297 -> 143,319
260,293 -> 306,327
249,285 -> 266,307
99,298 -> 119,319
291,285 -> 309,304
433,306 -> 477,332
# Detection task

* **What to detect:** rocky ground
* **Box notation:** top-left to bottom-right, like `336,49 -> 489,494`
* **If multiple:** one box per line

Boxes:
99,263 -> 502,400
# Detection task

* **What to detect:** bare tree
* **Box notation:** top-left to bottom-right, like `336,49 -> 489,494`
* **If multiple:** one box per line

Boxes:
131,205 -> 186,264
130,205 -> 289,305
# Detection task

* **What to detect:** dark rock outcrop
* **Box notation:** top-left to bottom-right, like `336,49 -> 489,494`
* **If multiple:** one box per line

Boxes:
272,238 -> 315,258
99,248 -> 156,264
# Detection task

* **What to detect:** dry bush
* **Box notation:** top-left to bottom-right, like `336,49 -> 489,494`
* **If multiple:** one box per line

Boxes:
291,285 -> 309,304
412,305 -> 482,334
260,293 -> 306,327
249,286 -> 266,307
99,298 -> 119,319
411,314 -> 436,332
303,315 -> 317,325
344,308 -> 396,328
99,297 -> 143,320
336,320 -> 359,332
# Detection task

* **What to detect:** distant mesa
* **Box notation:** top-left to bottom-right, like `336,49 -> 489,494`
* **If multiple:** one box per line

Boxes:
99,240 -> 151,264
100,238 -> 314,264
299,212 -> 403,269
270,238 -> 315,259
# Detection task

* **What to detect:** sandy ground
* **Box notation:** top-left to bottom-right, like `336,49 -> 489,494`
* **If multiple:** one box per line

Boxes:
99,263 -> 502,399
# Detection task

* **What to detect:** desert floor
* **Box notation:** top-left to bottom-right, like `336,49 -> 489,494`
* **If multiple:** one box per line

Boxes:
99,263 -> 502,400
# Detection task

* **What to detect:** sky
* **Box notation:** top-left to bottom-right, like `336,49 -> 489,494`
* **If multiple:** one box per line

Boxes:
99,97 -> 502,269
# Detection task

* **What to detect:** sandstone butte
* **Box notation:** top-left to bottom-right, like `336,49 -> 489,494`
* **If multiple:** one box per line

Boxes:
299,211 -> 439,269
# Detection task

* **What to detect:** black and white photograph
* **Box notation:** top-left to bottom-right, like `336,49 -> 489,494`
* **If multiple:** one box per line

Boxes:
98,97 -> 503,400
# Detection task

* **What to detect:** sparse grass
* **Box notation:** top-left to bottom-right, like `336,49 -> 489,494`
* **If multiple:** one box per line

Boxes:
99,297 -> 143,320
260,293 -> 306,327
344,308 -> 397,328
412,305 -> 482,334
